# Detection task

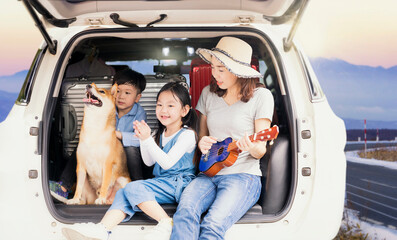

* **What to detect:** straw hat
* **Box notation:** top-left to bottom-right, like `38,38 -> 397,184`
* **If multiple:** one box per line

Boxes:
196,37 -> 261,78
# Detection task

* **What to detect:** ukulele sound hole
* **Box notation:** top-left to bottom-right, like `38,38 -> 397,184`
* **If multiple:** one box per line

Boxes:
217,147 -> 224,156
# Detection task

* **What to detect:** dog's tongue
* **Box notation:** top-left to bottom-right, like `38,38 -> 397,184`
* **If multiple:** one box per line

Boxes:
83,97 -> 99,104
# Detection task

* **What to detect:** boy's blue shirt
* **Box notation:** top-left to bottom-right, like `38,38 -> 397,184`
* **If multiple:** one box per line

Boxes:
116,102 -> 147,147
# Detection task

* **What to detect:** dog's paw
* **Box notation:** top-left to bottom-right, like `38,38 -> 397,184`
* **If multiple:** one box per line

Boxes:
66,198 -> 82,205
94,197 -> 107,205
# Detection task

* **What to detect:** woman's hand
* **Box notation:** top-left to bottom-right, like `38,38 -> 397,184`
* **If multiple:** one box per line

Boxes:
235,133 -> 254,152
198,136 -> 217,154
236,133 -> 267,159
133,120 -> 151,140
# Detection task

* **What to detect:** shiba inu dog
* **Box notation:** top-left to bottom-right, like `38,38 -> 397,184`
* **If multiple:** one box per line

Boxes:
67,83 -> 131,205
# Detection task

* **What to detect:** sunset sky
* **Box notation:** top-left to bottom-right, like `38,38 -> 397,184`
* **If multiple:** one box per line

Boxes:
0,0 -> 396,76
297,0 -> 397,69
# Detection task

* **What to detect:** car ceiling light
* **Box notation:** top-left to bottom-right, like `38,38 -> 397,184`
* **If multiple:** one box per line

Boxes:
162,47 -> 170,56
187,47 -> 195,56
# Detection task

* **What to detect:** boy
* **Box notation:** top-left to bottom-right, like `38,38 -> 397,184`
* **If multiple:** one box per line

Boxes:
50,68 -> 148,203
113,68 -> 147,181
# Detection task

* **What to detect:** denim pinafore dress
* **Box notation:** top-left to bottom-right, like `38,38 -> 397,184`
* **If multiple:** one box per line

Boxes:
153,127 -> 196,200
109,127 -> 196,222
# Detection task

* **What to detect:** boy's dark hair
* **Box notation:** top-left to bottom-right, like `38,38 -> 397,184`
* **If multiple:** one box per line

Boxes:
113,68 -> 146,94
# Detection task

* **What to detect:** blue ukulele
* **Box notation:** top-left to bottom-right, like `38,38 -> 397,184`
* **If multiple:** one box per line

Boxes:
199,126 -> 279,177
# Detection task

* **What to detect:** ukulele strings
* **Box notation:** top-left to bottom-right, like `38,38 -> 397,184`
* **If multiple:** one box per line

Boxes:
206,144 -> 220,158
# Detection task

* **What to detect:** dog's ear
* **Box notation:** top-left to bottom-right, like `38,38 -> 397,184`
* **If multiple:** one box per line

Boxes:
111,84 -> 118,97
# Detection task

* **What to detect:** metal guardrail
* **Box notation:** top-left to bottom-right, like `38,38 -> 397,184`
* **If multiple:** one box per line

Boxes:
344,141 -> 397,151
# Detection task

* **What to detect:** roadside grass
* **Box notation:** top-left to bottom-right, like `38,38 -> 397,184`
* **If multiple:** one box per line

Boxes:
358,147 -> 397,162
334,207 -> 370,240
334,223 -> 369,240
334,207 -> 387,240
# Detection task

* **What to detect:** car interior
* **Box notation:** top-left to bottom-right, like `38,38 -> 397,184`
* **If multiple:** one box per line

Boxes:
47,35 -> 292,224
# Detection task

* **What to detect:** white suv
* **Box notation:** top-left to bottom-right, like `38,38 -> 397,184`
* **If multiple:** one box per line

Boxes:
0,0 -> 346,239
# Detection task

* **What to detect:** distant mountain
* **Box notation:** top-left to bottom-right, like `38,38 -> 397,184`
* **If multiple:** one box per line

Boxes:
309,58 -> 397,123
310,58 -> 397,80
343,118 -> 397,130
0,90 -> 18,122
0,70 -> 28,93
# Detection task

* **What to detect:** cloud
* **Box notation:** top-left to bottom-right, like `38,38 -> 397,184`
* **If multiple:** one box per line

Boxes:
355,106 -> 385,114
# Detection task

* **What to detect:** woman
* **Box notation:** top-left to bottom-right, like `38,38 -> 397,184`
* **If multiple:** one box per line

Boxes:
171,37 -> 274,240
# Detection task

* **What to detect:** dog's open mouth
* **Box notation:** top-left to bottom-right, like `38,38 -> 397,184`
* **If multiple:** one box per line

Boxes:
83,89 -> 103,107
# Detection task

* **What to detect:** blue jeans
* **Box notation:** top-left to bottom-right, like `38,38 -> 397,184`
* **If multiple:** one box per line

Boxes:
171,173 -> 261,240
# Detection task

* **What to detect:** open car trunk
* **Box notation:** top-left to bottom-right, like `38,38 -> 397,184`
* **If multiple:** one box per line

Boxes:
38,23 -> 296,224
43,28 -> 295,224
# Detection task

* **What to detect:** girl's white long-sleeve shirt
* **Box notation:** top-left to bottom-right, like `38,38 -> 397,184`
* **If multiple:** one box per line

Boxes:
139,128 -> 196,170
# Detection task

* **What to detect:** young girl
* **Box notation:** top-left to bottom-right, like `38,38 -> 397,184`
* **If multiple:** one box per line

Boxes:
62,81 -> 197,240
171,37 -> 274,239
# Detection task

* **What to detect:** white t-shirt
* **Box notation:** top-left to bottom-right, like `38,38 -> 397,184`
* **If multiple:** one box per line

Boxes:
196,86 -> 274,176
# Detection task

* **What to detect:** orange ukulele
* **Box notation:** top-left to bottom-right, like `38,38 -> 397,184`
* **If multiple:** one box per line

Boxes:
199,125 -> 279,177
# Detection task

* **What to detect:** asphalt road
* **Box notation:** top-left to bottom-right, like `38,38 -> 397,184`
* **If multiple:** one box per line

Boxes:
346,146 -> 397,229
